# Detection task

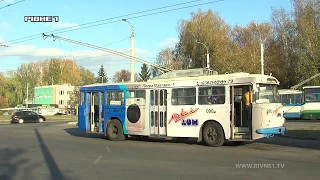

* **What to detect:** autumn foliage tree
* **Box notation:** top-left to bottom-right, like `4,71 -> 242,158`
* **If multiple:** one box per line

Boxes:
0,58 -> 95,108
112,69 -> 131,83
157,0 -> 320,89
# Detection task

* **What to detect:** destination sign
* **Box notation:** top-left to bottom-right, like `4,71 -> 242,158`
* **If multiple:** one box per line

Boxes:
134,83 -> 172,88
200,79 -> 233,85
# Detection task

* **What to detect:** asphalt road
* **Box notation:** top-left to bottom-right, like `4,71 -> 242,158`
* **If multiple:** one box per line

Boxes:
285,120 -> 320,130
0,122 -> 319,180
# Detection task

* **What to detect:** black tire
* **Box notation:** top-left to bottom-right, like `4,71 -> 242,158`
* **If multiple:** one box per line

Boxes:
202,121 -> 224,147
106,119 -> 126,141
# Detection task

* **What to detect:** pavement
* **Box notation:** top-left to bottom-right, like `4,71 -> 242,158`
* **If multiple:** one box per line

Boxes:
285,120 -> 320,130
0,122 -> 319,180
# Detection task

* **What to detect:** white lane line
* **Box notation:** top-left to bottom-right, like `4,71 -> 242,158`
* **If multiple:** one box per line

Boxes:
106,145 -> 111,152
94,156 -> 102,164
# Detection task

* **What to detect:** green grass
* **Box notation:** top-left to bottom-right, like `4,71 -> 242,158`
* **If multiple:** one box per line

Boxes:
0,115 -> 77,121
284,126 -> 320,140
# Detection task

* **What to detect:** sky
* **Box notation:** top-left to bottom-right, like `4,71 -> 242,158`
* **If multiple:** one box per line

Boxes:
0,0 -> 292,81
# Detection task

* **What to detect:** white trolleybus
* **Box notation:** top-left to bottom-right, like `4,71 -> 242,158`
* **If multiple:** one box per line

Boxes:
301,86 -> 320,120
77,69 -> 286,147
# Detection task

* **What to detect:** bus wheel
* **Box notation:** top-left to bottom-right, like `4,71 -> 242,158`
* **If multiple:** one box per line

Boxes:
106,120 -> 125,141
202,121 -> 224,147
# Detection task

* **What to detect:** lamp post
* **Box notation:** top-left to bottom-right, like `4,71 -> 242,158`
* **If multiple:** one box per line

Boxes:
195,40 -> 210,69
253,22 -> 268,75
122,19 -> 135,82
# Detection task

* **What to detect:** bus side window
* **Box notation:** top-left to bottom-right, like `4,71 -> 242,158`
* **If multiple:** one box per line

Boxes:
295,94 -> 301,104
281,94 -> 293,104
151,90 -> 154,105
128,90 -> 146,99
80,92 -> 84,105
106,91 -> 124,105
198,86 -> 225,105
171,88 -> 196,105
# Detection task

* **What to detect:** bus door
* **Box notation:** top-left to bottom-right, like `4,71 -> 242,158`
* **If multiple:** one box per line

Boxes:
85,92 -> 102,132
230,84 -> 252,139
78,91 -> 85,130
150,89 -> 167,136
87,92 -> 95,132
98,92 -> 105,132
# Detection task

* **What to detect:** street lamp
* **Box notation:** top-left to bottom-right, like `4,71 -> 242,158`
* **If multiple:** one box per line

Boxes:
122,19 -> 135,82
253,22 -> 268,75
195,40 -> 210,69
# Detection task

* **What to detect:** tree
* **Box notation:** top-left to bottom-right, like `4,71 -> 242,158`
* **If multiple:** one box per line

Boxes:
112,69 -> 131,83
59,59 -> 81,85
230,21 -> 273,74
293,0 -> 320,86
175,9 -> 233,72
69,86 -> 79,109
134,73 -> 141,82
270,7 -> 299,88
139,64 -> 151,82
95,64 -> 108,83
78,66 -> 96,86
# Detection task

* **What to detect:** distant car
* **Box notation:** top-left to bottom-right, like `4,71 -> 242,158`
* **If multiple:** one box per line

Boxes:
54,112 -> 66,116
10,111 -> 46,124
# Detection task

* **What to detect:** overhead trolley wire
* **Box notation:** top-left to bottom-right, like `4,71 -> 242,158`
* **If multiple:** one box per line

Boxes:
1,0 -> 224,46
0,0 -> 26,10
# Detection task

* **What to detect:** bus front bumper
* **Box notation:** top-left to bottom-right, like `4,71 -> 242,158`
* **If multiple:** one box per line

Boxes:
256,126 -> 286,138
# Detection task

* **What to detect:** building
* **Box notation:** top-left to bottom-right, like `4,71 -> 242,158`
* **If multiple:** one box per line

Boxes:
34,84 -> 75,111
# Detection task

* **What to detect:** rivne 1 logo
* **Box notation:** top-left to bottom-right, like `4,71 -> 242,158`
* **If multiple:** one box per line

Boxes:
24,16 -> 59,22
169,108 -> 199,126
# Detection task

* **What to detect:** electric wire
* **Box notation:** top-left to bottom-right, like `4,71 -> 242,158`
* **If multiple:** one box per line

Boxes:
0,0 -> 26,10
1,0 -> 224,46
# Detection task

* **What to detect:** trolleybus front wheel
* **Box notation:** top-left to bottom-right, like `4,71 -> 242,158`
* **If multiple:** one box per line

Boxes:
202,121 -> 224,147
106,119 -> 126,141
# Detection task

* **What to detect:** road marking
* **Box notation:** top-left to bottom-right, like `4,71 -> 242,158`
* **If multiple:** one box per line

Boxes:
94,156 -> 102,164
106,145 -> 111,152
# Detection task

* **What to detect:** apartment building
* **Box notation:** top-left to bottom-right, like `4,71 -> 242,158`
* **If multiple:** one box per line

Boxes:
34,84 -> 75,109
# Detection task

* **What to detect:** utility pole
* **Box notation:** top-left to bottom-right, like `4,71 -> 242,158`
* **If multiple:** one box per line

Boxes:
260,43 -> 264,75
253,21 -> 269,75
122,19 -> 135,82
26,83 -> 29,108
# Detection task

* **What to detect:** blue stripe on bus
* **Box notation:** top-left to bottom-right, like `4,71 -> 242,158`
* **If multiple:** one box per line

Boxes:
283,112 -> 301,119
117,85 -> 128,134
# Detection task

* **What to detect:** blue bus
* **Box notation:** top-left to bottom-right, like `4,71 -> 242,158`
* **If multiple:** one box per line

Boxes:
278,89 -> 302,119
